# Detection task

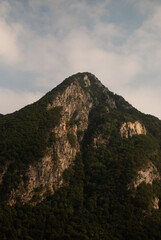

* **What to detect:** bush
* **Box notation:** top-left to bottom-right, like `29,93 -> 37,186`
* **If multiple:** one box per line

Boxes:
67,134 -> 76,148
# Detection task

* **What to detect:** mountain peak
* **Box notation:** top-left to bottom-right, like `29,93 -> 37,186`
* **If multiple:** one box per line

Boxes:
53,72 -> 104,92
46,72 -> 133,112
45,72 -> 118,113
0,72 -> 134,205
1,72 -> 161,239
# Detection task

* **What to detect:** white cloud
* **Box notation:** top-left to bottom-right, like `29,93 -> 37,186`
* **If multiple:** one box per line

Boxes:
0,88 -> 43,114
0,18 -> 22,65
12,25 -> 141,93
93,22 -> 124,42
122,85 -> 161,119
0,0 -> 11,17
124,3 -> 161,78
59,29 -> 141,86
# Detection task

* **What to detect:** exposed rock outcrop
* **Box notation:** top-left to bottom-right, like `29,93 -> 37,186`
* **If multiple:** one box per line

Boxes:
93,134 -> 109,148
83,74 -> 91,87
152,196 -> 159,210
133,162 -> 160,189
9,152 -> 55,205
120,121 -> 146,138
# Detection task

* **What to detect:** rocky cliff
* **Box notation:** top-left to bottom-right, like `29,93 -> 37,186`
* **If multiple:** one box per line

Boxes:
133,162 -> 160,189
0,73 -> 122,204
120,121 -> 147,138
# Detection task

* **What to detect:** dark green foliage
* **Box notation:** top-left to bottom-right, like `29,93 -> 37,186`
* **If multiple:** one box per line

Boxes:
0,105 -> 62,164
0,99 -> 62,199
67,133 -> 76,147
68,110 -> 79,127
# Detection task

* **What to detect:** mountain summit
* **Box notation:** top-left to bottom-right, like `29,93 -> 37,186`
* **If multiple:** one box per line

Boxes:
1,72 -> 161,239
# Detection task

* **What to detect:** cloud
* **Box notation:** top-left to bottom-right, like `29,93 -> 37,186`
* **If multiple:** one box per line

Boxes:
0,0 -> 161,118
14,25 -> 141,92
27,0 -> 111,36
123,3 -> 161,80
58,29 -> 141,87
0,88 -> 43,114
28,0 -> 110,20
0,1 -> 11,17
122,85 -> 161,119
0,0 -> 126,81
0,18 -> 22,65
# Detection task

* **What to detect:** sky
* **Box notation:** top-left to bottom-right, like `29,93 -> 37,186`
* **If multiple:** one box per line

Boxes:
0,0 -> 161,119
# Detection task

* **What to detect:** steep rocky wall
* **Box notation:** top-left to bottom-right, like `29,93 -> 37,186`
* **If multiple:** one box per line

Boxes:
48,78 -> 93,188
8,77 -> 93,204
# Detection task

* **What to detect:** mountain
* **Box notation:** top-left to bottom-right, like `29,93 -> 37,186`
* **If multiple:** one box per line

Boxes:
1,72 -> 161,240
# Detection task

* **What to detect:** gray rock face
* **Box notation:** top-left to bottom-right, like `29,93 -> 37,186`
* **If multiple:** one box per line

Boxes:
128,162 -> 161,210
152,197 -> 159,210
133,162 -> 160,189
47,79 -> 93,188
83,74 -> 91,87
120,121 -> 147,138
9,153 -> 55,205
